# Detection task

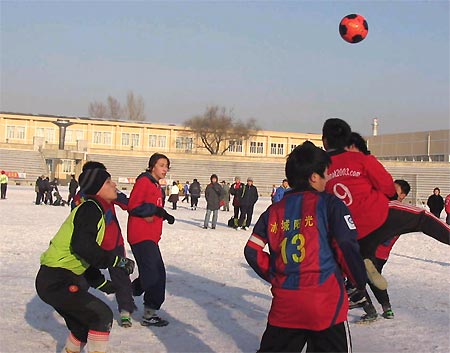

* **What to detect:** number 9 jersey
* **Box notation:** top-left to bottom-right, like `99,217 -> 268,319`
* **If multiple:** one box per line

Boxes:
325,149 -> 397,239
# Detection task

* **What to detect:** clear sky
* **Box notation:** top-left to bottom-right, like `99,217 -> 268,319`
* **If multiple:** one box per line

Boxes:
1,1 -> 449,136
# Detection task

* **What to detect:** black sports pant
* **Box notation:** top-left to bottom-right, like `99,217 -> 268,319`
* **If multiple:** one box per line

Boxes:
130,240 -> 166,310
239,204 -> 255,228
191,195 -> 199,208
35,266 -> 113,343
108,245 -> 135,313
0,183 -> 6,198
358,205 -> 450,260
257,321 -> 352,353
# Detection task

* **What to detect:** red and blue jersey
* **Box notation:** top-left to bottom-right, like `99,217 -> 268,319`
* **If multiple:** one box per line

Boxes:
244,190 -> 366,330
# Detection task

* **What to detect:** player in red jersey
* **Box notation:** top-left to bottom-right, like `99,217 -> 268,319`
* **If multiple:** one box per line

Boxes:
245,141 -> 367,353
322,118 -> 450,291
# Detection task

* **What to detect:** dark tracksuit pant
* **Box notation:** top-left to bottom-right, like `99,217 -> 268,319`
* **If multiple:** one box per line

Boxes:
257,321 -> 352,353
238,204 -> 255,228
35,266 -> 113,343
130,240 -> 166,311
108,245 -> 135,313
191,195 -> 199,208
358,205 -> 450,260
0,183 -> 7,199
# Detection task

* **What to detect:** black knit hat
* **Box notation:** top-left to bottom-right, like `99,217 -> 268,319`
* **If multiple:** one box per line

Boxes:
79,168 -> 111,195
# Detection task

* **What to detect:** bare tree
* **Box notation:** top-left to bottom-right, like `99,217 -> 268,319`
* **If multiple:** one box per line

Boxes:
125,91 -> 145,121
88,92 -> 145,121
184,106 -> 259,155
88,101 -> 108,120
107,96 -> 122,120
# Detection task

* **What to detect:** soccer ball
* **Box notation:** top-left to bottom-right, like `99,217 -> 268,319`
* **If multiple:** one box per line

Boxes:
339,14 -> 368,44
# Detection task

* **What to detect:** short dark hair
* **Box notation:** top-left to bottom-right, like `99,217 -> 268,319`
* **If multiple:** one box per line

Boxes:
285,141 -> 331,190
322,118 -> 352,149
394,179 -> 411,196
347,132 -> 370,155
147,153 -> 170,172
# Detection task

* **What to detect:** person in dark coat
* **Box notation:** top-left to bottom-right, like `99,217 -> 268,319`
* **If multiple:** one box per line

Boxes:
189,178 -> 201,210
427,187 -> 444,218
68,174 -> 79,205
220,181 -> 230,211
238,177 -> 259,230
35,175 -> 46,205
203,174 -> 222,229
229,176 -> 244,228
43,177 -> 53,205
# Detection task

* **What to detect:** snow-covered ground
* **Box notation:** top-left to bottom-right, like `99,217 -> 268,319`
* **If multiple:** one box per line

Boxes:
0,186 -> 449,353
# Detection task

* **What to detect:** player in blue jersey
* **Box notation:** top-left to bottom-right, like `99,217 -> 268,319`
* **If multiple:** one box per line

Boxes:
244,141 -> 367,353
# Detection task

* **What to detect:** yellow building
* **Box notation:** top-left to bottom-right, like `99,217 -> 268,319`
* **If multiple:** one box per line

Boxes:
0,112 -> 321,192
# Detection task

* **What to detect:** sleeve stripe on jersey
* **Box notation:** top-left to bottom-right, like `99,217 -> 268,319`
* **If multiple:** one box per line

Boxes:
248,234 -> 266,248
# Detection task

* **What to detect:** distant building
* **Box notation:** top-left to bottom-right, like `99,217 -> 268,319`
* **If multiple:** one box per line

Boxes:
367,130 -> 450,162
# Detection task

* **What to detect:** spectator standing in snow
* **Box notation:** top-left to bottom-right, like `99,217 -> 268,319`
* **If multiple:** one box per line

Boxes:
203,174 -> 222,229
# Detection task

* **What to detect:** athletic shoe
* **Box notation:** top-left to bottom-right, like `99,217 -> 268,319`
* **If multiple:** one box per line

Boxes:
358,312 -> 378,323
141,315 -> 169,327
119,311 -> 132,328
349,297 -> 367,309
364,259 -> 388,290
382,309 -> 395,319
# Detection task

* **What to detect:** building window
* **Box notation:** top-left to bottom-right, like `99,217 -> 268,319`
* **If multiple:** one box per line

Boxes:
277,143 -> 284,155
149,135 -> 157,147
149,135 -> 167,149
291,144 -> 297,151
270,143 -> 277,154
103,132 -> 112,145
62,159 -> 73,173
257,142 -> 264,154
121,133 -> 130,146
36,128 -> 44,138
229,140 -> 243,153
7,125 -> 25,140
131,133 -> 140,147
93,131 -> 112,145
270,143 -> 284,155
158,136 -> 167,148
65,129 -> 85,143
93,132 -> 102,144
250,141 -> 264,154
176,136 -> 193,151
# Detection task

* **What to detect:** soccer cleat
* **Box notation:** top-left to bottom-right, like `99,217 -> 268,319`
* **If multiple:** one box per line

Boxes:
382,309 -> 395,319
349,297 -> 367,309
358,312 -> 378,323
141,315 -> 169,327
119,311 -> 132,327
364,259 -> 388,290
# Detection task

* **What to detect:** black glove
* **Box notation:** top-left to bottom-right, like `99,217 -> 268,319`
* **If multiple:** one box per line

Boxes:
114,256 -> 135,275
97,280 -> 116,294
155,207 -> 175,224
165,213 -> 175,224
